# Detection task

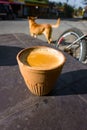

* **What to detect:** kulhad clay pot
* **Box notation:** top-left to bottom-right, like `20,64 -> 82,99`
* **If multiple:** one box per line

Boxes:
16,46 -> 66,96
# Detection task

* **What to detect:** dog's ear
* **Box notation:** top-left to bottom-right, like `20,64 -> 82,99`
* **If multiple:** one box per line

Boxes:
27,16 -> 31,20
27,16 -> 34,19
28,16 -> 34,19
28,16 -> 37,20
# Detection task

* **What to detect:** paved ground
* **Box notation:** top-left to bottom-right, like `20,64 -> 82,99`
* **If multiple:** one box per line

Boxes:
0,33 -> 87,130
0,18 -> 87,63
0,18 -> 87,42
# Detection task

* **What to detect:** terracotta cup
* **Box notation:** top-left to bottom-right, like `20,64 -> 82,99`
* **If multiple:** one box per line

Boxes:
16,46 -> 66,96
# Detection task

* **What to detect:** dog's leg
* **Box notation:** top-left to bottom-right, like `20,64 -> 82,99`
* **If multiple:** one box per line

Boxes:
34,35 -> 37,38
30,33 -> 37,38
30,33 -> 34,37
46,36 -> 52,44
46,37 -> 52,44
49,38 -> 52,44
43,28 -> 52,44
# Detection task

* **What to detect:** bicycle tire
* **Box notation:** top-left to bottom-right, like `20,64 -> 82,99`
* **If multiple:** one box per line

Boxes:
56,28 -> 87,62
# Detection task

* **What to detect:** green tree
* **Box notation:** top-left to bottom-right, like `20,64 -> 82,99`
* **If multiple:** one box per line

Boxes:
83,0 -> 87,4
25,0 -> 49,4
64,3 -> 74,18
56,2 -> 63,7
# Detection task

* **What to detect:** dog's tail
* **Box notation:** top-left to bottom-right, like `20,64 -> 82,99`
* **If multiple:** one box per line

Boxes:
51,18 -> 60,28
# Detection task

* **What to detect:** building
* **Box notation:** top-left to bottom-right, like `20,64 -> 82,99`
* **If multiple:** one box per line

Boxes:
0,0 -> 60,18
0,0 -> 25,17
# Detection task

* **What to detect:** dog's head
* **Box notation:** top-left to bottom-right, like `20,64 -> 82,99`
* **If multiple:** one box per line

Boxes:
28,16 -> 37,21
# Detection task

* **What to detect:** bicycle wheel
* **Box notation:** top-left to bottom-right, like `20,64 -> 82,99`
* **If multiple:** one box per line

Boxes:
56,28 -> 87,62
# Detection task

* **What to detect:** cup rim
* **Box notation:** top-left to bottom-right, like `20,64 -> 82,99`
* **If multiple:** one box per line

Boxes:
16,46 -> 66,71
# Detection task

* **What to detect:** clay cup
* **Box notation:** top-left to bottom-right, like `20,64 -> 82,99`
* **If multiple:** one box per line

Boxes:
16,46 -> 66,96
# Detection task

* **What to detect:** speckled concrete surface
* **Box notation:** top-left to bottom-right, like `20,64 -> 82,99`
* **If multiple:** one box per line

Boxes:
0,33 -> 87,130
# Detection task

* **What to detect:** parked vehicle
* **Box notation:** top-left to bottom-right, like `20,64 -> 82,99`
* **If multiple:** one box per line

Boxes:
82,8 -> 87,19
0,4 -> 15,20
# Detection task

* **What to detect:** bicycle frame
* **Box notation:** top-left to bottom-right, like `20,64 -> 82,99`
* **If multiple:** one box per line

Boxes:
65,34 -> 87,49
56,27 -> 87,62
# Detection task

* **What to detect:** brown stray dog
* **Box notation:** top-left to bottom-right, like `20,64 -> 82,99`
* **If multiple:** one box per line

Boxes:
28,17 -> 60,44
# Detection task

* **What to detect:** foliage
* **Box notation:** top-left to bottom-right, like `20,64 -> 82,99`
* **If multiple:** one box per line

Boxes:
74,7 -> 83,16
25,0 -> 49,4
56,2 -> 63,7
83,0 -> 87,4
63,3 -> 74,18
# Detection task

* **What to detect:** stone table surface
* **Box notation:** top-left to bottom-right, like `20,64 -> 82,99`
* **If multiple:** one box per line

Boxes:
0,33 -> 87,130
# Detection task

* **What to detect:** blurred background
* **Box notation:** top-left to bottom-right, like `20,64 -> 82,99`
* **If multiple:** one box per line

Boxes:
0,0 -> 87,20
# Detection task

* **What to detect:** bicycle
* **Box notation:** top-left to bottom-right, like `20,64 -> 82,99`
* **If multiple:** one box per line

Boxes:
55,28 -> 87,63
